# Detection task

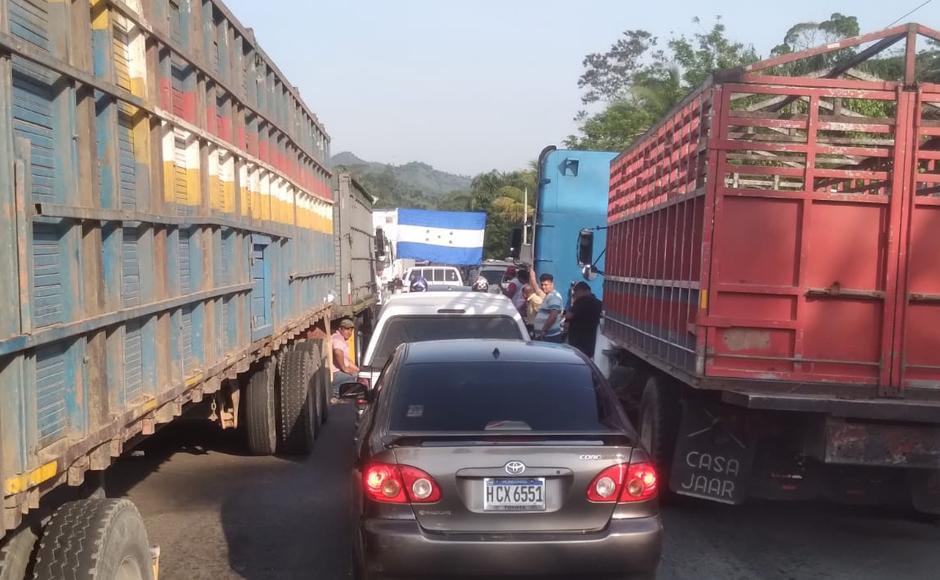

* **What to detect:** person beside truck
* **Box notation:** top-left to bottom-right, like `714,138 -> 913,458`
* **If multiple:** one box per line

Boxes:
565,281 -> 603,357
532,273 -> 565,342
331,319 -> 359,396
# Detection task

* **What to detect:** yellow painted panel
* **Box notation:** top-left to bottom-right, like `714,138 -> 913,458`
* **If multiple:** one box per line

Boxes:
163,161 -> 176,204
90,0 -> 109,30
186,168 -> 200,206
5,461 -> 57,495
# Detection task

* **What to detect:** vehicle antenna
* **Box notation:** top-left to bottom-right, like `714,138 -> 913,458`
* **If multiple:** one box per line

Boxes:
887,0 -> 933,27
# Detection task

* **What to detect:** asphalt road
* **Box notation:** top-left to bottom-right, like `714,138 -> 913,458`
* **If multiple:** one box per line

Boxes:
107,404 -> 940,580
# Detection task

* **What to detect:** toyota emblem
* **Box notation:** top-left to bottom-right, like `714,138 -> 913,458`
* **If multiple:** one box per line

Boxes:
504,461 -> 526,475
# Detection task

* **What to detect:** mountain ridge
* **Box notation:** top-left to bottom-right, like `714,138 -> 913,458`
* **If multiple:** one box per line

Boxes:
330,151 -> 472,209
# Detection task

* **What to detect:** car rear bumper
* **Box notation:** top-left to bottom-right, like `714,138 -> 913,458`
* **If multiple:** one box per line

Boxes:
360,516 -> 663,577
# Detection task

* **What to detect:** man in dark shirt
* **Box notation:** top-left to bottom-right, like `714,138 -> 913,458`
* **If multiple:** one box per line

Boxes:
565,282 -> 603,357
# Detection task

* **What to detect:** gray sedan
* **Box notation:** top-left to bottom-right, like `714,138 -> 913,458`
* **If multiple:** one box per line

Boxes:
341,339 -> 663,579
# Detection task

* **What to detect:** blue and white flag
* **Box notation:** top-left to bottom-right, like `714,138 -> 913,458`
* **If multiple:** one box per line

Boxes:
396,209 -> 487,265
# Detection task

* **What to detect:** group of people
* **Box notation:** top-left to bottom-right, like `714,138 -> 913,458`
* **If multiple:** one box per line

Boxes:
474,265 -> 603,357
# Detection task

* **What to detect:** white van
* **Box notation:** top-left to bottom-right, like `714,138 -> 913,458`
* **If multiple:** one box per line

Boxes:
404,266 -> 464,287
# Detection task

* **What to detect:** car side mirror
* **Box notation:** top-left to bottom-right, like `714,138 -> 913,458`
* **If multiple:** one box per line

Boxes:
339,382 -> 370,401
577,228 -> 594,268
582,264 -> 598,281
374,228 -> 386,259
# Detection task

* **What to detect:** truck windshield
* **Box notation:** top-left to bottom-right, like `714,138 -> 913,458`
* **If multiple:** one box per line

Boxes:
388,362 -> 624,433
370,316 -> 522,367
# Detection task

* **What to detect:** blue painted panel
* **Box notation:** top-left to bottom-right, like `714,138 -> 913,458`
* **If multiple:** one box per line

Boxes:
178,228 -> 191,294
118,112 -> 136,209
141,316 -> 157,397
169,0 -> 184,45
10,0 -> 49,50
122,225 -> 140,306
35,340 -> 67,446
221,228 -> 235,285
250,235 -> 272,340
94,92 -> 115,208
535,149 -> 616,304
12,66 -> 57,204
181,306 -> 194,375
31,223 -> 65,328
124,319 -> 143,402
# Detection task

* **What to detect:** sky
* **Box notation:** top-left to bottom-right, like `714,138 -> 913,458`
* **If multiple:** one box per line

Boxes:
224,0 -> 934,175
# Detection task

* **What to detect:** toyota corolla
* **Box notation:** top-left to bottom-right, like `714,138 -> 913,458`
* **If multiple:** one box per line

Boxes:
342,339 -> 662,579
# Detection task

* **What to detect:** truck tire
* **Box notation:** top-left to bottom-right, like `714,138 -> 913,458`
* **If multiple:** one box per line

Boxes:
0,528 -> 37,580
294,339 -> 329,425
245,359 -> 277,456
639,375 -> 681,487
609,363 -> 647,423
277,346 -> 318,455
32,499 -> 152,580
317,361 -> 331,424
314,338 -> 331,424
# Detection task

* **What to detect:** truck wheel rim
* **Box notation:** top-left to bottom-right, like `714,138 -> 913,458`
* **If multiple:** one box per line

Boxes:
115,555 -> 144,580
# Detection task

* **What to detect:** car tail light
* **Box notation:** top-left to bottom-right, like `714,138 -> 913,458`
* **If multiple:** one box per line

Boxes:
620,462 -> 658,502
586,462 -> 658,503
363,463 -> 406,503
362,463 -> 441,504
400,466 -> 441,503
587,464 -> 627,502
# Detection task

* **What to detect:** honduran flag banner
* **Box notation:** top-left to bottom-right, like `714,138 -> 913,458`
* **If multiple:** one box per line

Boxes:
395,209 -> 487,266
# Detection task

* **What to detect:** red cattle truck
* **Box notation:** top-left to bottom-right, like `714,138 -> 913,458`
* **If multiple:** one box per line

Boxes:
588,23 -> 940,513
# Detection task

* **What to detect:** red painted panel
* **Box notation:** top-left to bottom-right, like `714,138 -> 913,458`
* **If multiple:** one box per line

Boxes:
206,104 -> 217,136
804,202 -> 888,291
713,196 -> 800,287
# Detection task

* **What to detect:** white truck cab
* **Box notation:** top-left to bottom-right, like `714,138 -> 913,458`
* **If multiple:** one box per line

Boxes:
404,266 -> 464,287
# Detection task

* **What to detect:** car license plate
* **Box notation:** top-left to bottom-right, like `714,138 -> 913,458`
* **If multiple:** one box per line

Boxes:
483,478 -> 545,512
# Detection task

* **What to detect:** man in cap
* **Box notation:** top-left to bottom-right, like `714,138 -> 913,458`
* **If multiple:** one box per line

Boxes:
331,318 -> 359,396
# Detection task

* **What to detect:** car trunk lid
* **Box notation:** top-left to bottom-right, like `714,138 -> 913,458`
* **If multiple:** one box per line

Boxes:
392,439 -> 634,533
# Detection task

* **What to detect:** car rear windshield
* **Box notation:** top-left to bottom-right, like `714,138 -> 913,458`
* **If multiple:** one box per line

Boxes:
371,316 -> 523,367
388,361 -> 624,433
480,269 -> 505,284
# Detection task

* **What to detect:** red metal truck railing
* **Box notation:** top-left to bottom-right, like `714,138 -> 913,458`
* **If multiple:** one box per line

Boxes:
605,23 -> 940,397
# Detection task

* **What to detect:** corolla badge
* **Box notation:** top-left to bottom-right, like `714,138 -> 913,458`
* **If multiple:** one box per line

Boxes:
504,461 -> 526,475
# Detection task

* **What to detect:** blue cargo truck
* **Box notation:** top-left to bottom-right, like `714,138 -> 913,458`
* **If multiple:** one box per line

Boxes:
526,146 -> 617,303
0,1 -> 335,577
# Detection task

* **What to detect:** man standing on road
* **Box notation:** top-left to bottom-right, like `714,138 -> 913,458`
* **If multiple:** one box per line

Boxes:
502,266 -> 525,314
331,319 -> 359,397
566,281 -> 603,357
532,273 -> 565,343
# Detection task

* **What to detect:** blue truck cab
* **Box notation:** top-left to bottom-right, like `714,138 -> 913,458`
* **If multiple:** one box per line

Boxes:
533,147 -> 617,305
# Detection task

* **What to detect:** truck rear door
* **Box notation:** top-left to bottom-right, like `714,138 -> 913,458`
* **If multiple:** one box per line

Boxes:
893,87 -> 940,393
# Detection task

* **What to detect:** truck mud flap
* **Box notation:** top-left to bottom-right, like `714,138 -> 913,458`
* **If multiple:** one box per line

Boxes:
670,400 -> 754,504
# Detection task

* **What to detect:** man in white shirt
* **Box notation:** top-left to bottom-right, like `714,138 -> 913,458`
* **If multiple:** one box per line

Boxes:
331,318 -> 359,396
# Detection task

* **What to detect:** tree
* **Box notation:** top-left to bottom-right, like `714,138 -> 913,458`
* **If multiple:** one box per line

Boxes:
770,13 -> 860,76
456,169 -> 538,259
567,18 -> 758,151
